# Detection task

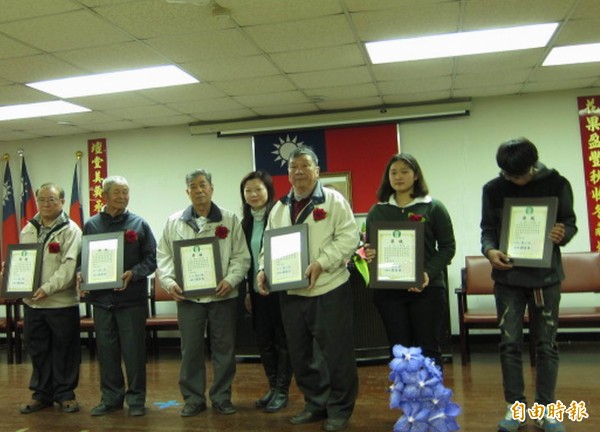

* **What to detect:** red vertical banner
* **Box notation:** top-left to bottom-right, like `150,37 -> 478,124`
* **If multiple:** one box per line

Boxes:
87,139 -> 108,217
577,96 -> 600,251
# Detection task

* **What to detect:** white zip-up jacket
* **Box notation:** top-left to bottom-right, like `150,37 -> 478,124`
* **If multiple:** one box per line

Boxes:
157,202 -> 250,303
263,181 -> 359,297
20,211 -> 82,309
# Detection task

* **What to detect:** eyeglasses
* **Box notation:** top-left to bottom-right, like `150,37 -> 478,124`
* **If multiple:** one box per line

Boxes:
36,197 -> 60,205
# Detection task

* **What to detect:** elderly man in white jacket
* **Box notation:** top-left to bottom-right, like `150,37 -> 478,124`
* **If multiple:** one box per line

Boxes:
18,182 -> 82,415
157,168 -> 250,418
257,147 -> 359,432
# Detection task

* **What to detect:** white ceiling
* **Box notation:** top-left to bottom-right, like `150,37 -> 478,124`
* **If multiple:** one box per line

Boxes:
1,0 -> 600,141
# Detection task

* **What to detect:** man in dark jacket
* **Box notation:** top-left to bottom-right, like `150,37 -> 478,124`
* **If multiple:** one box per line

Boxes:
480,138 -> 577,432
82,175 -> 157,417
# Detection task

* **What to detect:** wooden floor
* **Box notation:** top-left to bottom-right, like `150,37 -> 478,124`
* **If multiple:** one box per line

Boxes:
0,341 -> 597,432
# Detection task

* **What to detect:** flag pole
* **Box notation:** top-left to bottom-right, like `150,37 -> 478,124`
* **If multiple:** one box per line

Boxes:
76,150 -> 83,205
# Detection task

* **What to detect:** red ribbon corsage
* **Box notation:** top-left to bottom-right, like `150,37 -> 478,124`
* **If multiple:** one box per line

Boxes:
125,230 -> 138,243
48,241 -> 60,253
408,212 -> 426,222
313,208 -> 327,221
215,225 -> 229,239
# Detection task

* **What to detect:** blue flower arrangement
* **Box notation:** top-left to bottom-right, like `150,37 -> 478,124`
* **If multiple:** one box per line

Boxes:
389,345 -> 461,432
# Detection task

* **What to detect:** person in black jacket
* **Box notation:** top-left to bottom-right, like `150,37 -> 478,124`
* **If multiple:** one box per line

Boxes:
240,170 -> 292,413
81,176 -> 157,417
480,138 -> 577,432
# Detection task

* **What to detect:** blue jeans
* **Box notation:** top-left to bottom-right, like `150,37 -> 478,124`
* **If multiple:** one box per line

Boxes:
494,283 -> 560,406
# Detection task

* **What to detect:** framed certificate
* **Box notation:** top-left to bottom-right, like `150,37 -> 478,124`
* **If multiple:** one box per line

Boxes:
368,221 -> 424,289
264,224 -> 310,292
173,237 -> 222,297
1,244 -> 43,299
499,197 -> 558,268
81,232 -> 125,291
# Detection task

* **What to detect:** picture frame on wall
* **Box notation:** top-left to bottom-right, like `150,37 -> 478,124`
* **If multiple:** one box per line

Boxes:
320,171 -> 353,209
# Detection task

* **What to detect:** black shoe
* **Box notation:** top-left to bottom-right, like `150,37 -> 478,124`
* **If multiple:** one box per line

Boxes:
212,400 -> 236,415
323,418 -> 349,431
128,406 -> 146,417
264,392 -> 288,413
255,389 -> 275,408
180,402 -> 207,417
90,403 -> 123,416
289,409 -> 327,424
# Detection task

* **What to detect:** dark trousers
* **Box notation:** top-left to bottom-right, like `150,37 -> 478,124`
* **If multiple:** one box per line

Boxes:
495,283 -> 561,405
177,299 -> 237,406
23,305 -> 81,403
280,281 -> 358,420
373,286 -> 446,367
252,291 -> 292,393
93,304 -> 147,408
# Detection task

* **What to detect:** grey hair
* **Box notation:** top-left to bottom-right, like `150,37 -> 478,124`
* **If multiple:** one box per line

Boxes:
36,183 -> 65,199
186,169 -> 213,187
102,175 -> 129,194
288,145 -> 319,166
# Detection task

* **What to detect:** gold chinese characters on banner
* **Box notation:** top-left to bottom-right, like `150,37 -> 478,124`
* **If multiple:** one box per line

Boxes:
87,138 -> 108,216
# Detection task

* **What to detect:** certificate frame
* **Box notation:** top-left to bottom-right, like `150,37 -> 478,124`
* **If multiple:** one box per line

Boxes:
1,243 -> 43,299
499,197 -> 558,268
264,224 -> 310,292
368,221 -> 424,289
81,232 -> 125,291
173,237 -> 222,297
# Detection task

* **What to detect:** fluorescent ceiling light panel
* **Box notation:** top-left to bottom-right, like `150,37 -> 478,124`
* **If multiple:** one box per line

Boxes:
366,23 -> 559,64
0,101 -> 90,121
27,65 -> 199,98
543,42 -> 600,66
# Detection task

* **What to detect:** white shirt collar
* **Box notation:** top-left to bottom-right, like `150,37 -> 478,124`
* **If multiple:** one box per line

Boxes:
386,194 -> 432,208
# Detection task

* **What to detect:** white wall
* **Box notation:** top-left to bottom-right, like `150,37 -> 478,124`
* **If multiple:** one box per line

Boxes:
400,89 -> 592,333
2,87 -> 597,334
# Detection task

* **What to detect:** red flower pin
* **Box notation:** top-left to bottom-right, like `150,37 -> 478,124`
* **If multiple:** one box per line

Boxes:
48,242 -> 60,253
408,212 -> 426,222
125,230 -> 138,243
215,225 -> 229,239
313,208 -> 327,221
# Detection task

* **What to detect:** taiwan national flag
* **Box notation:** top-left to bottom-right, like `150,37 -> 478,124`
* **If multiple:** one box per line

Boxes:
253,123 -> 398,213
69,162 -> 84,228
2,161 -> 19,262
20,157 -> 37,229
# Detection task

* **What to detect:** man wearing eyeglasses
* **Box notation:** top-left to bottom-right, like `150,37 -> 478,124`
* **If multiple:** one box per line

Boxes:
18,183 -> 83,415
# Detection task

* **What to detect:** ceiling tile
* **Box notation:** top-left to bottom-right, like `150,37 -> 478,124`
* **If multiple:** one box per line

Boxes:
93,0 -> 230,39
0,10 -> 133,52
0,54 -> 85,83
270,44 -> 365,74
141,83 -> 226,103
54,41 -> 169,73
0,0 -> 80,22
212,76 -> 295,96
289,66 -> 372,89
233,91 -> 309,108
183,55 -> 280,81
244,15 -> 355,53
352,2 -> 460,41
145,29 -> 260,63
221,0 -> 341,26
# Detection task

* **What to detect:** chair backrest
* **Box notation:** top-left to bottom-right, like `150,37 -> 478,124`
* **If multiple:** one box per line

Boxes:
464,255 -> 495,295
561,251 -> 600,293
153,272 -> 174,302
